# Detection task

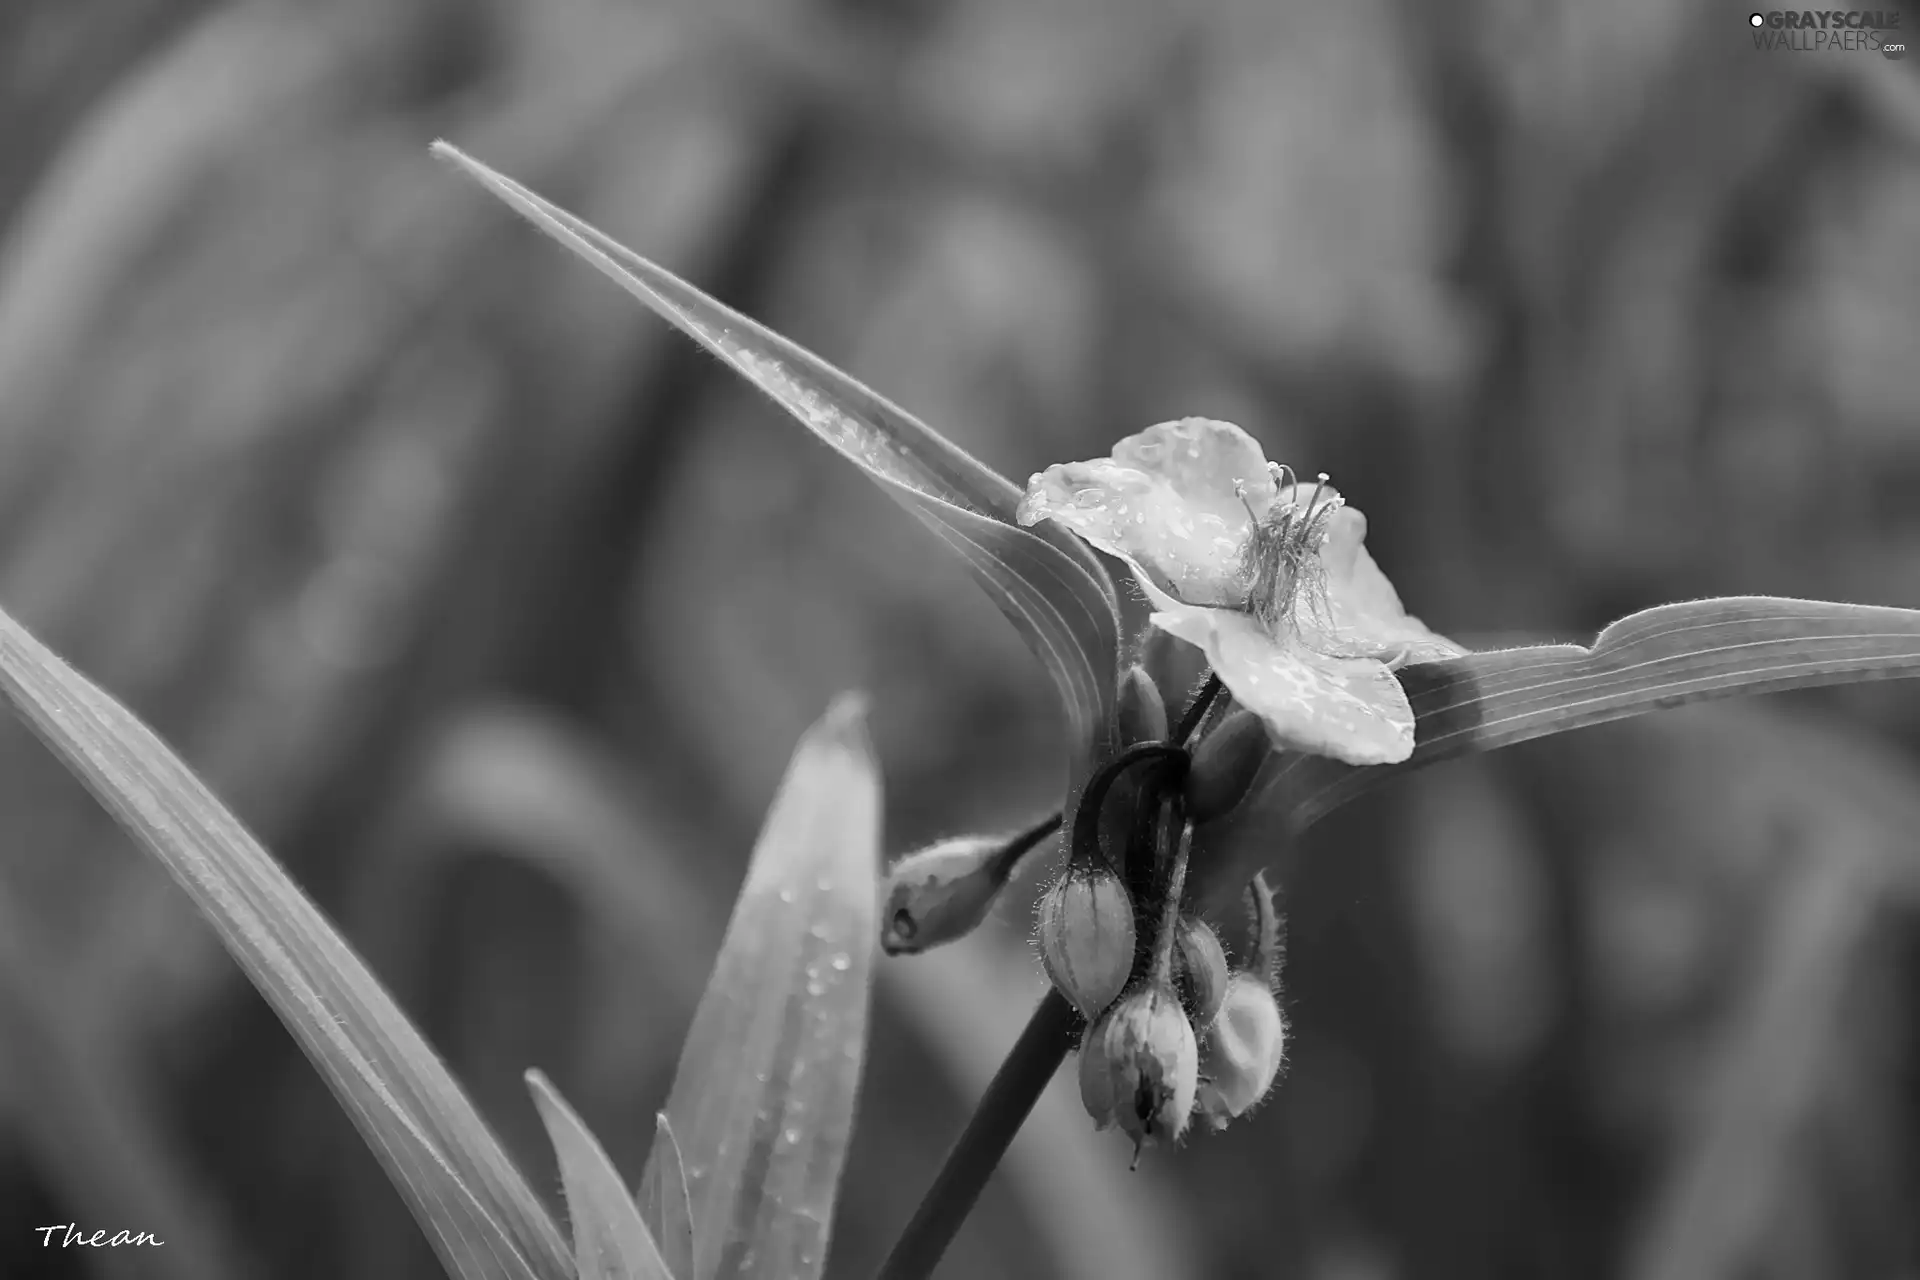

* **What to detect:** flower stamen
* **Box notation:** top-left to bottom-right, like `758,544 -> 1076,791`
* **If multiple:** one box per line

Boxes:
1238,469 -> 1344,631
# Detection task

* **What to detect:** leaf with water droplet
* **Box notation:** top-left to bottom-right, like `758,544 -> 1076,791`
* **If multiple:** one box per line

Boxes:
0,603 -> 571,1280
430,142 -> 1121,794
637,1114 -> 696,1280
635,696 -> 880,1280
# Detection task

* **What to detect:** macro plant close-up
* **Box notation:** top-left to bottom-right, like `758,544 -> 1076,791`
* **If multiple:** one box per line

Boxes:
4,4 -> 1920,1280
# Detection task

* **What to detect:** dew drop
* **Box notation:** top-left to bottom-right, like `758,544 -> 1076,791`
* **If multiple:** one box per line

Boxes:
829,953 -> 851,972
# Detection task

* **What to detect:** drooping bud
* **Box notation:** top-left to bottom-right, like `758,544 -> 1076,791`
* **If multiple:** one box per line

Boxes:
1171,918 -> 1229,1029
1038,861 -> 1137,1017
1078,981 -> 1199,1162
1194,972 -> 1287,1131
1183,708 -> 1270,823
1116,664 -> 1169,746
883,838 -> 1005,955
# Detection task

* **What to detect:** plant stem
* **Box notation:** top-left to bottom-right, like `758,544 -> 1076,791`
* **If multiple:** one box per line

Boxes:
1070,743 -> 1190,870
1150,811 -> 1194,986
1172,672 -> 1223,744
990,810 -> 1064,882
873,990 -> 1081,1280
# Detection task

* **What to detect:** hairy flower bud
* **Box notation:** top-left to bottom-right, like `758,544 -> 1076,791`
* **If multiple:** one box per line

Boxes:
1183,708 -> 1270,823
881,835 -> 1019,955
1195,972 -> 1287,1131
1117,664 -> 1170,746
1038,861 -> 1137,1017
1171,918 -> 1229,1029
1078,982 -> 1199,1161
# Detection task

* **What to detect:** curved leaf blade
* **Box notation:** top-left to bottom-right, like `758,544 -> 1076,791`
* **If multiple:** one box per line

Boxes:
1197,595 -> 1920,902
0,606 -> 572,1280
429,142 -> 1121,782
1399,596 -> 1920,764
431,142 -> 1030,527
638,696 -> 880,1280
527,1071 -> 674,1280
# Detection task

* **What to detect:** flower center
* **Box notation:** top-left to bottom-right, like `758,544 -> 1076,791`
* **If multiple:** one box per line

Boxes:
1233,464 -> 1343,630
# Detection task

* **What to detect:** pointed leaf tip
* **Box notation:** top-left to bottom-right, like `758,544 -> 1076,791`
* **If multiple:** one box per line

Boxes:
431,141 -> 1122,796
637,1113 -> 696,1280
527,1070 -> 674,1280
641,1113 -> 702,1280
640,702 -> 881,1280
818,690 -> 872,748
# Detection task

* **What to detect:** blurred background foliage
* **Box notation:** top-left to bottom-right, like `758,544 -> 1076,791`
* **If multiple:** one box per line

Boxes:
0,1 -> 1917,1277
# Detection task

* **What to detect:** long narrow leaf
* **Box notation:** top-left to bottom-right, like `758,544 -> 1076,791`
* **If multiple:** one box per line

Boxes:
527,1071 -> 675,1280
0,604 -> 571,1280
638,696 -> 880,1280
429,142 -> 1121,784
1196,595 -> 1920,903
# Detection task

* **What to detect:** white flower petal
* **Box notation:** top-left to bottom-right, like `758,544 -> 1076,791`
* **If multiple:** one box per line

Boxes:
1305,508 -> 1462,664
1018,418 -> 1274,607
1150,604 -> 1417,766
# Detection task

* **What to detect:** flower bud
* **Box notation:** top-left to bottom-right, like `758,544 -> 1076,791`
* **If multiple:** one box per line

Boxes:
1194,973 -> 1287,1131
1171,918 -> 1229,1029
1078,982 -> 1199,1160
881,835 -> 1024,955
1183,708 -> 1270,823
1038,861 -> 1137,1017
1116,664 -> 1169,746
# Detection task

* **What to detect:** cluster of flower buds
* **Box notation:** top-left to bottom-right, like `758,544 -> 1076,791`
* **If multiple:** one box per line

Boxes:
1072,886 -> 1287,1158
1036,669 -> 1291,1164
877,658 -> 1290,1164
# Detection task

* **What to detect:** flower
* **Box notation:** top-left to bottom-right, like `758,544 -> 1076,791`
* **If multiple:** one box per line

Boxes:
1017,418 -> 1460,765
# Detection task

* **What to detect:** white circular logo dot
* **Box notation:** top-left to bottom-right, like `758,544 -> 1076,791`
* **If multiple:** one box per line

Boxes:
1749,11 -> 1765,25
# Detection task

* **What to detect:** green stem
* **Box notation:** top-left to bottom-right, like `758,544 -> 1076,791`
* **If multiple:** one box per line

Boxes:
1069,743 -> 1189,871
873,991 -> 1080,1280
1172,672 -> 1223,744
1149,808 -> 1194,986
988,810 -> 1064,882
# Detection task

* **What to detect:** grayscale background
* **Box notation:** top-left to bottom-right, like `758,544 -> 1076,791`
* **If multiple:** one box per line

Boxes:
0,2 -> 1917,1278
